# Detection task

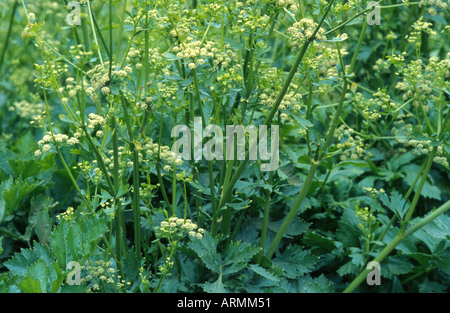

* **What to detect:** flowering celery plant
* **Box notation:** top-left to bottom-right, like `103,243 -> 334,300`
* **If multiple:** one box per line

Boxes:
0,0 -> 449,293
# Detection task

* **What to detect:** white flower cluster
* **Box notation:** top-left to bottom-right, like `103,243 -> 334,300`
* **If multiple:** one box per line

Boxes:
287,18 -> 327,46
335,125 -> 366,161
9,100 -> 45,119
232,8 -> 270,33
85,62 -> 133,101
363,187 -> 385,198
405,141 -> 448,167
144,139 -> 183,172
87,113 -> 107,138
173,39 -> 217,70
35,131 -> 80,156
433,156 -> 449,167
419,0 -> 448,15
159,217 -> 205,239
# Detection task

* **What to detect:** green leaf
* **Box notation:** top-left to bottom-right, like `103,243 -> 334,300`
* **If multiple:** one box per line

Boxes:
204,275 -> 229,293
289,111 -> 313,129
248,264 -> 280,282
421,212 -> 450,240
336,208 -> 362,247
391,151 -> 416,171
5,249 -> 40,277
0,236 -> 3,255
380,190 -> 408,220
188,232 -> 220,274
25,259 -> 49,293
35,205 -> 52,245
226,199 -> 251,211
418,278 -> 447,293
14,131 -> 37,156
349,248 -> 364,267
51,214 -> 107,269
4,243 -> 53,276
0,176 -> 44,221
302,232 -> 336,254
384,256 -> 414,277
402,164 -> 441,200
222,241 -> 261,275
0,196 -> 5,224
23,195 -> 56,243
299,274 -> 334,293
272,245 -> 318,279
267,217 -> 310,238
18,276 -> 41,293
337,260 -> 356,276
189,233 -> 260,276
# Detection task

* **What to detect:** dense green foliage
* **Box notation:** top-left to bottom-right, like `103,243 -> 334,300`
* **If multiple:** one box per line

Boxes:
0,0 -> 449,293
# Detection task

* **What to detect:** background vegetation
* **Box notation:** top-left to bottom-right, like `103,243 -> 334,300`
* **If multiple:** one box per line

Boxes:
0,0 -> 449,293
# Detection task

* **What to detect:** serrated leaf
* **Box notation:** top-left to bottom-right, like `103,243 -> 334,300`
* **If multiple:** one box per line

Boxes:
223,241 -> 260,266
418,278 -> 447,293
25,259 -> 49,293
349,248 -> 365,267
299,274 -> 334,293
380,190 -> 408,220
0,176 -> 43,220
337,260 -> 356,276
36,206 -> 52,245
24,196 -> 56,243
51,214 -> 107,269
204,275 -> 229,293
248,264 -> 280,282
189,233 -> 261,276
226,199 -> 251,211
402,164 -> 441,200
222,241 -> 261,275
413,229 -> 440,253
188,232 -> 220,273
5,249 -> 40,276
384,256 -> 414,276
267,217 -> 310,238
18,276 -> 41,293
302,232 -> 336,253
0,196 -> 4,224
289,111 -> 313,129
272,245 -> 318,279
336,208 -> 361,247
4,242 -> 54,277
421,213 -> 450,240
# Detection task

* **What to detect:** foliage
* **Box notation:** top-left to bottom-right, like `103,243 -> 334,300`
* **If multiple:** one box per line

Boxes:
0,0 -> 449,293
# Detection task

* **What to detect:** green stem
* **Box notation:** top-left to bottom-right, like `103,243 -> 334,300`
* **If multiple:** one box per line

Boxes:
42,77 -> 91,210
216,0 -> 337,219
193,69 -> 217,224
120,94 -> 142,260
111,114 -> 126,272
401,148 -> 437,233
266,17 -> 369,258
344,199 -> 450,293
132,145 -> 142,261
87,0 -> 104,65
257,171 -> 274,264
0,0 -> 17,73
156,106 -> 172,212
266,162 -> 319,258
115,0 -> 128,59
